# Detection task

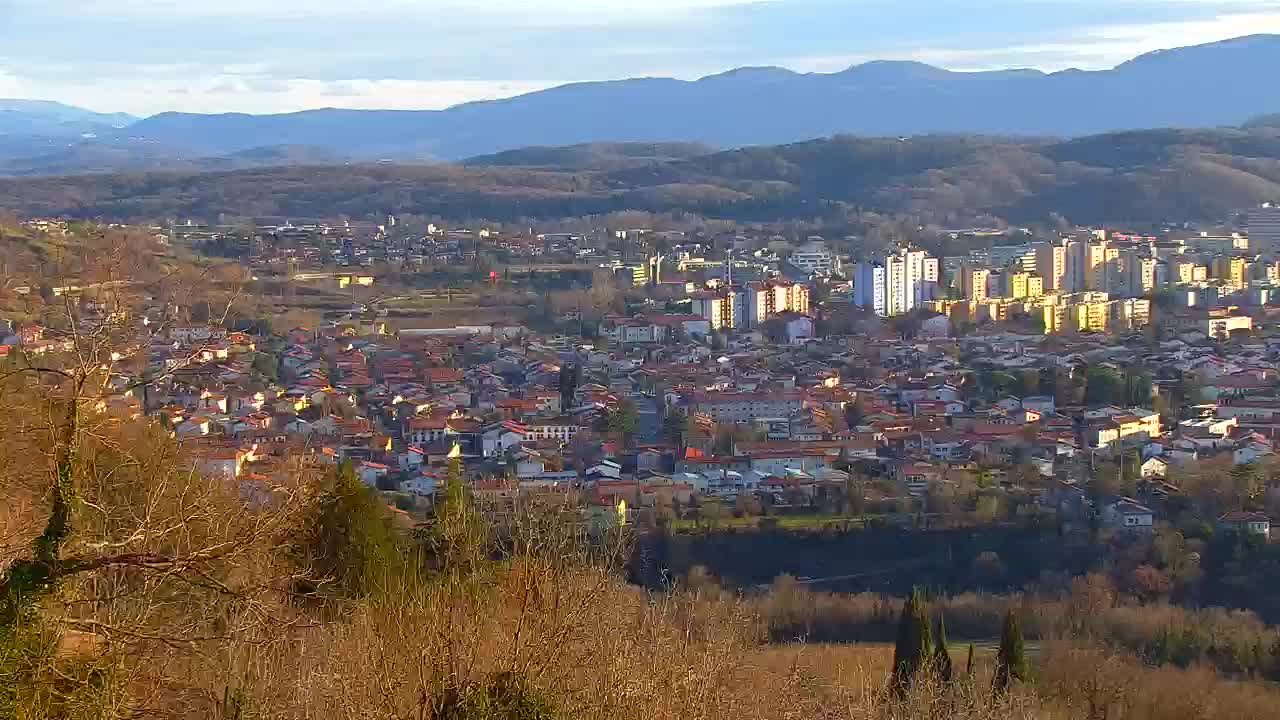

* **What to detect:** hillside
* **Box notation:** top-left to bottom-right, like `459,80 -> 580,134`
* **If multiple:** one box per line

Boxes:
4,128 -> 1280,226
0,99 -> 136,137
1245,113 -> 1280,130
463,142 -> 716,171
0,141 -> 353,177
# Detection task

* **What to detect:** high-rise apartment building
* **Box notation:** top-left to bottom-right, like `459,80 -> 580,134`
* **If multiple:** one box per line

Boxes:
1245,205 -> 1280,253
1035,242 -> 1067,292
1064,239 -> 1087,294
691,290 -> 739,330
745,280 -> 810,327
1006,272 -> 1044,299
852,248 -> 938,317
1127,256 -> 1157,296
1212,256 -> 1247,290
853,263 -> 887,316
1171,259 -> 1199,284
1084,241 -> 1116,291
961,263 -> 990,303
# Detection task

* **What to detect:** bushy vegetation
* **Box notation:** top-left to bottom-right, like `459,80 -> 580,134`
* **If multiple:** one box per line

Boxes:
5,352 -> 1280,718
750,571 -> 1280,680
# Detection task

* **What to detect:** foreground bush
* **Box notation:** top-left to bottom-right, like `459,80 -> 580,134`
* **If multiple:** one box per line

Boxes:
4,393 -> 1280,719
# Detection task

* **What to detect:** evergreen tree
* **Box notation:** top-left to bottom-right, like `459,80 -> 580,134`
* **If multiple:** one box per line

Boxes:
298,459 -> 405,597
934,614 -> 954,684
966,643 -> 976,678
891,589 -> 933,694
430,448 -> 487,577
558,362 -> 580,411
844,395 -> 865,429
994,610 -> 1029,694
607,400 -> 639,448
662,410 -> 689,448
834,445 -> 851,472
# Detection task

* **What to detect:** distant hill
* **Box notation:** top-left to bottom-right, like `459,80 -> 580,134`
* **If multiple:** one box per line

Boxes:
464,142 -> 716,171
0,99 -> 136,137
100,35 -> 1280,162
5,128 -> 1280,226
0,141 -> 351,176
1244,113 -> 1280,130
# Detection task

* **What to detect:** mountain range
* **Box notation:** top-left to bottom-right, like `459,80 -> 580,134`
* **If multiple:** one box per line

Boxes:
5,35 -> 1280,175
0,99 -> 136,138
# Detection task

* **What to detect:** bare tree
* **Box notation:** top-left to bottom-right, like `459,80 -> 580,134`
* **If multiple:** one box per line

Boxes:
0,227 -> 309,714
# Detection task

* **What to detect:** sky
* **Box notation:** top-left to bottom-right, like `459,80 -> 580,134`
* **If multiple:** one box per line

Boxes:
4,0 -> 1280,116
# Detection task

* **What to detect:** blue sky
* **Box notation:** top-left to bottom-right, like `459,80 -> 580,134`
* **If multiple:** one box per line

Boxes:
3,0 -> 1280,115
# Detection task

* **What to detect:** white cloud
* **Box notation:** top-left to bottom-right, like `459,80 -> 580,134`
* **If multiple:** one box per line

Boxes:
6,0 -> 1280,115
786,7 -> 1280,73
39,0 -> 757,23
0,64 -> 561,115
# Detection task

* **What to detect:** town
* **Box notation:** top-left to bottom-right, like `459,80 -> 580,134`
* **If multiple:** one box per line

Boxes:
6,209 -> 1280,554
16,9 -> 1280,715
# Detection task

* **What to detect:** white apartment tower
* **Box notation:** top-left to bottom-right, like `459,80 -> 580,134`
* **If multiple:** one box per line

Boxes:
853,248 -> 938,317
1084,241 -> 1111,292
853,263 -> 887,316
1035,242 -> 1068,292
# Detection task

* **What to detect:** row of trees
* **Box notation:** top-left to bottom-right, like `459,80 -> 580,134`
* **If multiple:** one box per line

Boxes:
972,364 -> 1153,408
892,590 -> 1027,697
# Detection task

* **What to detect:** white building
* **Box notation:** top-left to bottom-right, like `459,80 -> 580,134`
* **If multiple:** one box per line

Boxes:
1029,240 -> 1070,292
693,391 -> 804,422
1125,255 -> 1157,297
690,291 -> 741,330
852,263 -> 887,316
788,238 -> 840,277
524,418 -> 581,442
852,248 -> 938,317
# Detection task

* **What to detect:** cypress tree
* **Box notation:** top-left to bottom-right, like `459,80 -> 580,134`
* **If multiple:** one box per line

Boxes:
994,610 -> 1029,695
431,448 -> 486,577
934,614 -> 953,684
892,589 -> 933,694
299,459 -> 405,597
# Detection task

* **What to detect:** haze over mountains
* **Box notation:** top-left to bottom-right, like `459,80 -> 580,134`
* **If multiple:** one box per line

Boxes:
4,34 -> 1280,175
0,99 -> 136,138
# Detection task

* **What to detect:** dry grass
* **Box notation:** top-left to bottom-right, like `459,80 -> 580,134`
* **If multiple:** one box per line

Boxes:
752,574 -> 1280,678
13,538 -> 1280,719
6,399 -> 1280,719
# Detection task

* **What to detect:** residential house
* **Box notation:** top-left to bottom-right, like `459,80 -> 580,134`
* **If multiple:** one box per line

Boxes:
1217,511 -> 1271,539
1101,498 -> 1155,532
356,461 -> 390,488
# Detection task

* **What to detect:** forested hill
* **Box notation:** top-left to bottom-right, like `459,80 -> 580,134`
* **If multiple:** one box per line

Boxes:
4,128 -> 1280,226
462,142 -> 716,171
